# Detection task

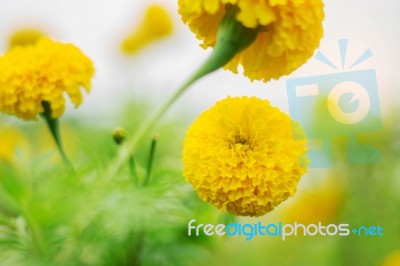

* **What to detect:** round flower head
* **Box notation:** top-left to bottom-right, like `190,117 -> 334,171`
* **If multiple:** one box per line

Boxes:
121,5 -> 173,54
183,96 -> 308,216
0,38 -> 95,120
178,0 -> 324,82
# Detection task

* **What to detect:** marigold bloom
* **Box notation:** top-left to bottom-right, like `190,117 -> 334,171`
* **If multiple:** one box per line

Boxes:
178,0 -> 324,82
182,96 -> 307,216
281,175 -> 345,224
382,250 -> 400,266
0,38 -> 95,120
8,28 -> 45,48
0,125 -> 26,161
121,5 -> 173,54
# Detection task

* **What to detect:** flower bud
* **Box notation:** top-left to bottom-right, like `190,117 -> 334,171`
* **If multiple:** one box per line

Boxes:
113,127 -> 129,145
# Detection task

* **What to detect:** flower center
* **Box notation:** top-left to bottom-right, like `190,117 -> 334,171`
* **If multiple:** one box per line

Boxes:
228,135 -> 253,151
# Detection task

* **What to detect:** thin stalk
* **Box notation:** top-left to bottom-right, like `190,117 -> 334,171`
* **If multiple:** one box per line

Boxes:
105,6 -> 260,178
106,46 -> 237,178
143,133 -> 159,186
41,101 -> 73,169
112,127 -> 136,182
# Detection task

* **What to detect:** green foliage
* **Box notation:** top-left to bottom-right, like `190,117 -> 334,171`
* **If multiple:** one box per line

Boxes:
0,104 -> 212,266
1,104 -> 400,266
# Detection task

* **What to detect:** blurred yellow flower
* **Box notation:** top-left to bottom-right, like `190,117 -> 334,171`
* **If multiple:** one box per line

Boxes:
0,125 -> 26,161
382,250 -> 400,266
178,0 -> 324,82
121,5 -> 173,54
8,28 -> 45,48
280,175 -> 345,224
0,38 -> 95,120
182,96 -> 307,216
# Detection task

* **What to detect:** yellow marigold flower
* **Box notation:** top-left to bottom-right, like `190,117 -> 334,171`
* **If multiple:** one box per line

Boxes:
0,125 -> 27,161
182,96 -> 308,216
0,38 -> 95,120
280,175 -> 345,225
8,28 -> 45,48
178,0 -> 324,81
121,5 -> 173,54
382,250 -> 400,266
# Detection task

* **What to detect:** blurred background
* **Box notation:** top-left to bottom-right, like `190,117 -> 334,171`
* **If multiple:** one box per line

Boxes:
0,0 -> 399,265
1,0 -> 399,119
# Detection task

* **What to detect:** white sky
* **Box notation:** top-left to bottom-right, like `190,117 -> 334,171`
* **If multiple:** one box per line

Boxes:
0,0 -> 399,123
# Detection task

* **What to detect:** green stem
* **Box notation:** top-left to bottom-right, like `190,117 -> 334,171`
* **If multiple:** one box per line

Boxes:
143,133 -> 159,186
41,101 -> 73,169
105,50 -> 222,178
105,6 -> 260,178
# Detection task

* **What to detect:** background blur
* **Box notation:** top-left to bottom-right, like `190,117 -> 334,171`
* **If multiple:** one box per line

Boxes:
1,0 -> 400,266
1,0 -> 399,118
